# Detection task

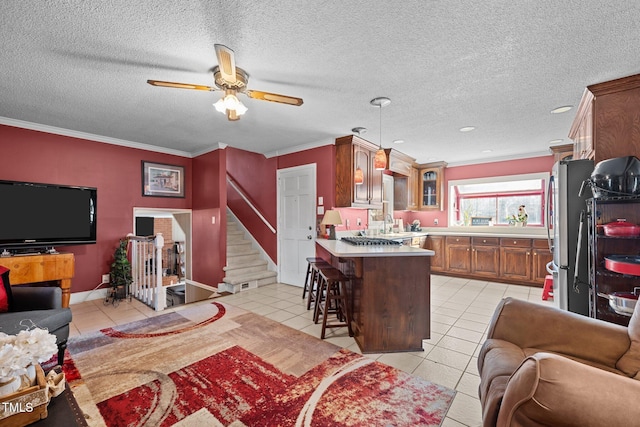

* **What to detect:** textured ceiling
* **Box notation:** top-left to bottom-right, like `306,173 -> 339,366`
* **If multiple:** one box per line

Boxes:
1,0 -> 639,165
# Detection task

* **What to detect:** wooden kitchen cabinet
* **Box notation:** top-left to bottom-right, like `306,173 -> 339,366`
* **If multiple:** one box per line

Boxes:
500,238 -> 533,282
549,143 -> 574,162
418,162 -> 446,210
335,135 -> 383,208
425,235 -> 445,272
384,148 -> 414,176
532,239 -> 553,283
445,236 -> 471,273
386,149 -> 419,211
570,73 -> 640,164
435,235 -> 551,286
407,167 -> 419,211
471,237 -> 500,278
569,89 -> 594,160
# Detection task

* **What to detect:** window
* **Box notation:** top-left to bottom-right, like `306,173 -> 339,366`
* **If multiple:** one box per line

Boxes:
448,173 -> 549,227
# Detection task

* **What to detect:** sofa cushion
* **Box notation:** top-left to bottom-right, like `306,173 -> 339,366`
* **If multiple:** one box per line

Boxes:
499,352 -> 640,427
0,308 -> 72,337
0,266 -> 12,312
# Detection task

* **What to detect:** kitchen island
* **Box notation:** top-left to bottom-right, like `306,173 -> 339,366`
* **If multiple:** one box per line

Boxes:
316,239 -> 434,353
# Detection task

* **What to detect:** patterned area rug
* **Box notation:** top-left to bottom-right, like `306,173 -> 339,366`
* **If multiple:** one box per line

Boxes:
60,301 -> 455,426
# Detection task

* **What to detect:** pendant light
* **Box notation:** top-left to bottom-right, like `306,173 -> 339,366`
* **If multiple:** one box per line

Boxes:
370,97 -> 391,170
351,127 -> 367,185
354,168 -> 364,185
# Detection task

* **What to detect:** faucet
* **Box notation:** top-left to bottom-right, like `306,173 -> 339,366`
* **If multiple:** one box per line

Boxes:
384,214 -> 394,234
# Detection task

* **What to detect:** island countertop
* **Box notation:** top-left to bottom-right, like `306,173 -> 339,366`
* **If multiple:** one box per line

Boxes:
316,238 -> 434,258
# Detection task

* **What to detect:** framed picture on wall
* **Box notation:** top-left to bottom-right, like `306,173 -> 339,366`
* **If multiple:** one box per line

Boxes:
142,161 -> 185,198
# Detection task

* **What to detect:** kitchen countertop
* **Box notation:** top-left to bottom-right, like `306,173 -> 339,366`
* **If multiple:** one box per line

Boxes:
316,238 -> 434,257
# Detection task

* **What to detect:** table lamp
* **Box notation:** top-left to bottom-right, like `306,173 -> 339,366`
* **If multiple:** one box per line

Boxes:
321,210 -> 342,240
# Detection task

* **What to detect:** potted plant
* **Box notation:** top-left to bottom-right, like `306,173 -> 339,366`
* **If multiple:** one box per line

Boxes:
107,239 -> 132,306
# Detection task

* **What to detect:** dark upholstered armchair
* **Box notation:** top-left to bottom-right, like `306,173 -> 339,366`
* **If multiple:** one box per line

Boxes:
0,266 -> 72,364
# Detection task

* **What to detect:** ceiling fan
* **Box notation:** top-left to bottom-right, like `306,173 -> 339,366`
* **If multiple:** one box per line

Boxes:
147,44 -> 304,121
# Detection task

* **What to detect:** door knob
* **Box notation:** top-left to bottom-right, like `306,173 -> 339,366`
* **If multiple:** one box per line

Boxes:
307,235 -> 313,240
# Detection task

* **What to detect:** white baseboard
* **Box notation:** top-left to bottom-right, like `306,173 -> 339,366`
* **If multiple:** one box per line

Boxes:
69,288 -> 109,305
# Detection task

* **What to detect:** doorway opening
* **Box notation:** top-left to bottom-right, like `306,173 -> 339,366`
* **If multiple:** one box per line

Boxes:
133,208 -> 202,308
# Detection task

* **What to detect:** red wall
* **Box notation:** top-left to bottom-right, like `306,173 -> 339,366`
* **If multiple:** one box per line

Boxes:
1,122 -> 557,292
191,149 -> 226,285
226,144 -> 335,261
329,155 -> 556,232
0,124 -> 192,293
406,155 -> 555,227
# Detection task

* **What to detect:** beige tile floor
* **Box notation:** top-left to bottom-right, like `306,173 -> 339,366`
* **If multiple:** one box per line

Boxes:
69,274 -> 552,427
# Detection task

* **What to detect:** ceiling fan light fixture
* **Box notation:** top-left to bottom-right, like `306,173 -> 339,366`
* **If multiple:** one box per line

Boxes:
214,90 -> 248,119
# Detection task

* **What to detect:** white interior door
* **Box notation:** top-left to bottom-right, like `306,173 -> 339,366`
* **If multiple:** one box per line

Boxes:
277,164 -> 316,286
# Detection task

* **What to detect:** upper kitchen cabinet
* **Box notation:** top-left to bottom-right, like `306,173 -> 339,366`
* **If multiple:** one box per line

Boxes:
385,149 -> 419,211
384,149 -> 414,176
335,135 -> 383,208
418,161 -> 447,210
570,73 -> 640,163
549,143 -> 574,162
569,89 -> 594,160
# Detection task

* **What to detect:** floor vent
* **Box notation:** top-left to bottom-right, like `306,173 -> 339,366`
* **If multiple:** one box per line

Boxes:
218,280 -> 258,294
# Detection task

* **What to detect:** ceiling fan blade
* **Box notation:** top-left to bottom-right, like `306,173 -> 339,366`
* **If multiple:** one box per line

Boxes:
214,44 -> 237,84
147,80 -> 217,91
246,90 -> 303,106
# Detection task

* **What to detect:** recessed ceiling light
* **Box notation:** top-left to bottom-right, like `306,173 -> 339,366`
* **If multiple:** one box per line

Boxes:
393,139 -> 405,144
459,126 -> 476,132
549,139 -> 564,145
550,105 -> 573,114
482,149 -> 493,153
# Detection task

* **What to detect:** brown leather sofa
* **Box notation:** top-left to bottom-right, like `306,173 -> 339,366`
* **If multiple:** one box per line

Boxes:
478,297 -> 640,427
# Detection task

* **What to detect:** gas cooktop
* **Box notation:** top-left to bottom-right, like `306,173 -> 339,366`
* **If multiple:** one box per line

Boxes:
340,237 -> 401,246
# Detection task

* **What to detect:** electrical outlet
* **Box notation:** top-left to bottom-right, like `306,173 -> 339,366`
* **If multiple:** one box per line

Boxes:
434,218 -> 439,225
346,219 -> 350,227
357,218 -> 362,226
102,274 -> 110,284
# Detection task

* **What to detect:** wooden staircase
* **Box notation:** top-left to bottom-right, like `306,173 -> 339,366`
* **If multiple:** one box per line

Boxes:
221,219 -> 277,292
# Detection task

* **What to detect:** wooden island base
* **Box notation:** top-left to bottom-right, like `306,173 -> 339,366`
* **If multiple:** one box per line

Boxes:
317,241 -> 432,354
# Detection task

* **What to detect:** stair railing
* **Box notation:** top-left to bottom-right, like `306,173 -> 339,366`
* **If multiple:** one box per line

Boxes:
227,174 -> 276,234
128,233 -> 166,311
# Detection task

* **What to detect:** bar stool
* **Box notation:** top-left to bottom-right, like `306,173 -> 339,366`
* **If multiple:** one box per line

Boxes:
304,258 -> 331,310
302,257 -> 326,299
315,265 -> 353,339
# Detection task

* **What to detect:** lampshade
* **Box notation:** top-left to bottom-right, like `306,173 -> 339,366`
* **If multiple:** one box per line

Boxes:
213,90 -> 248,120
354,167 -> 364,185
373,148 -> 387,170
321,209 -> 342,240
320,209 -> 343,226
370,97 -> 390,171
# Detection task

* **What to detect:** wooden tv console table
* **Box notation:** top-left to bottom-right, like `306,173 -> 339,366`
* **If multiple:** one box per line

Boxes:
0,253 -> 75,308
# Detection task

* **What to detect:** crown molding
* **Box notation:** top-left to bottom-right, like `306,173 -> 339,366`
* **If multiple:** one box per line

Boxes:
0,116 -> 193,158
263,138 -> 334,158
443,150 -> 552,167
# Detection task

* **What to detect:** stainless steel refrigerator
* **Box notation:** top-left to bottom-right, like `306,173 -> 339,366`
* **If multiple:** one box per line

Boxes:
548,159 -> 594,315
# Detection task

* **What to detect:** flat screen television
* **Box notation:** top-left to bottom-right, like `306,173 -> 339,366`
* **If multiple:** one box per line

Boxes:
0,179 -> 97,251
